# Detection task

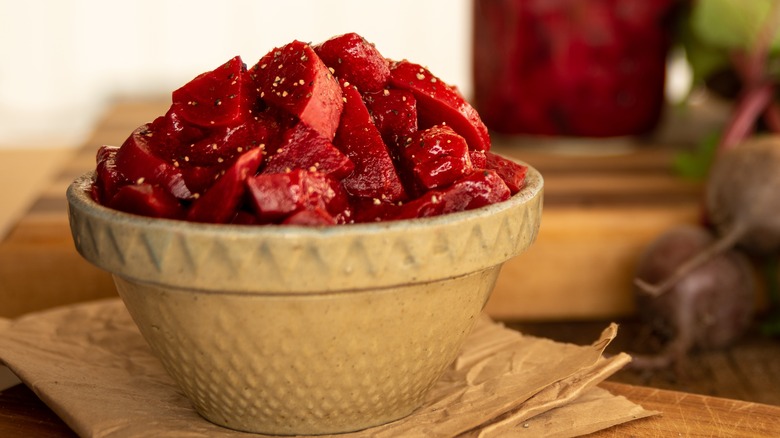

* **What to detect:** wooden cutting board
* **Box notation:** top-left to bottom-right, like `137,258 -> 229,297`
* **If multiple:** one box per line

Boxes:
0,100 -> 704,319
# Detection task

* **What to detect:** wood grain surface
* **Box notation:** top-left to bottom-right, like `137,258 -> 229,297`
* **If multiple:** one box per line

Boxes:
1,380 -> 778,437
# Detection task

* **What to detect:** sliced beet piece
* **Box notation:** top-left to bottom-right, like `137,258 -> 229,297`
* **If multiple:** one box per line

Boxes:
282,208 -> 337,226
107,183 -> 184,219
186,148 -> 264,223
263,122 -> 354,179
363,88 -> 418,149
115,124 -> 193,199
389,60 -> 491,151
171,55 -> 252,128
313,32 -> 391,92
184,113 -> 276,167
250,40 -> 343,141
246,169 -> 350,223
400,125 -> 473,190
392,169 -> 510,220
485,152 -> 528,194
93,145 -> 126,204
469,149 -> 487,169
334,82 -> 407,201
146,109 -> 207,163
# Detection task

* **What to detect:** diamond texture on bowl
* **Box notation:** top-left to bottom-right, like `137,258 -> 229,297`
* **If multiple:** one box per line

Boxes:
115,268 -> 499,434
67,166 -> 542,293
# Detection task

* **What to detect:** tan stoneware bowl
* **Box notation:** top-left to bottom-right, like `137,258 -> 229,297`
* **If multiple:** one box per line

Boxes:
66,162 -> 543,435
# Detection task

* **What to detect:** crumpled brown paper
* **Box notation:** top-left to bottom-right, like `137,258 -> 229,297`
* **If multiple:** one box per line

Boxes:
0,299 -> 656,437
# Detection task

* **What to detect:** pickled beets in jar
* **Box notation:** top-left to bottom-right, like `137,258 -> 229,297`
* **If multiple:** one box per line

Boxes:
473,0 -> 680,137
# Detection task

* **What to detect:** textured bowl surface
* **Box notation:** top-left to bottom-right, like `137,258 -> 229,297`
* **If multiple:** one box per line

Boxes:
66,161 -> 543,435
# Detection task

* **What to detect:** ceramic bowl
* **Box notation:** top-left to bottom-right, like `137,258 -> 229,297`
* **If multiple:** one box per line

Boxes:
66,162 -> 543,435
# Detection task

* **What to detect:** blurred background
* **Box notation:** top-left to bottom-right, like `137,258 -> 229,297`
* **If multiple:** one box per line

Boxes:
0,0 -> 472,149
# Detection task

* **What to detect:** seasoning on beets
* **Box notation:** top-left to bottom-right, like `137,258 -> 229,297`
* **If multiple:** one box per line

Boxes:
92,32 -> 528,225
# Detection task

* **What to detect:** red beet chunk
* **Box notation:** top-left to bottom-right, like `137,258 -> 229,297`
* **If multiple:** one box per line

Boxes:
393,170 -> 510,220
107,183 -> 184,219
485,152 -> 528,194
171,55 -> 252,128
363,88 -> 418,149
401,125 -> 473,190
334,82 -> 407,201
470,150 -> 487,169
93,145 -> 126,204
263,122 -> 354,179
389,60 -> 491,151
314,32 -> 391,92
146,110 -> 207,163
115,125 -> 193,199
186,148 -> 264,223
184,112 -> 278,167
250,40 -> 343,141
179,164 -> 227,198
282,208 -> 337,226
246,169 -> 350,224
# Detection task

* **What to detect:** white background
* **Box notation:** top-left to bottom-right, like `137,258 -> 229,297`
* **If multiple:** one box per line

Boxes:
0,0 -> 472,149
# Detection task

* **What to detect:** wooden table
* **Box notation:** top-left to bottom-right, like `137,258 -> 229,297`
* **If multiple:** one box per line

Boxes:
1,380 -> 779,436
2,100 -> 779,436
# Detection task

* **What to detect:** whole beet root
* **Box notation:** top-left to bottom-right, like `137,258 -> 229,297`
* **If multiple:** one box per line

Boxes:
632,224 -> 755,370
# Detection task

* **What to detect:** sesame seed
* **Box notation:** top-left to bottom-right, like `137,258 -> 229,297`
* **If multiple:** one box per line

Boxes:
373,198 -> 381,205
136,177 -> 145,184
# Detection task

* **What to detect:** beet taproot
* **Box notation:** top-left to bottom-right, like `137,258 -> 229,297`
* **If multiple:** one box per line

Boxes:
636,135 -> 780,296
632,224 -> 755,370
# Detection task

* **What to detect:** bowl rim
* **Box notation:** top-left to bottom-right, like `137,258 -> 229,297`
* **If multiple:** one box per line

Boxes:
66,157 -> 543,293
67,160 -> 543,237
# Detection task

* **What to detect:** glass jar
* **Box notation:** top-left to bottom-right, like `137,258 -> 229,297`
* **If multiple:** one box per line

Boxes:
473,0 -> 681,137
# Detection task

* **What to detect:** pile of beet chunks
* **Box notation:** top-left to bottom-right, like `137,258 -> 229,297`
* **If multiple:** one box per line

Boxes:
92,33 -> 528,225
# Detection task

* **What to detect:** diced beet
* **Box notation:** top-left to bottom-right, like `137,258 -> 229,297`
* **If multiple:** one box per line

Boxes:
469,149 -> 487,169
389,60 -> 491,151
263,122 -> 354,179
231,210 -> 260,225
148,109 -> 207,162
282,208 -> 337,226
184,114 -> 274,167
392,170 -> 511,220
485,152 -> 528,194
246,169 -> 350,224
171,55 -> 252,128
93,145 -> 126,204
179,165 -> 222,197
313,32 -> 391,92
363,88 -> 418,149
107,183 -> 184,219
250,41 -> 343,140
115,125 -> 193,199
186,148 -> 264,223
348,198 -> 400,224
400,125 -> 473,190
334,82 -> 407,201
